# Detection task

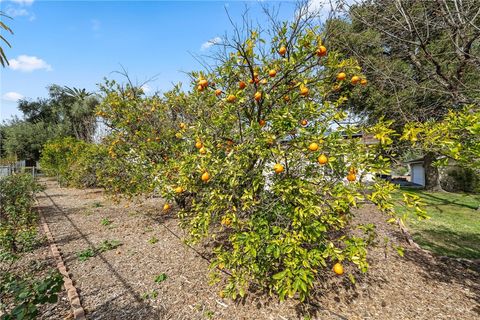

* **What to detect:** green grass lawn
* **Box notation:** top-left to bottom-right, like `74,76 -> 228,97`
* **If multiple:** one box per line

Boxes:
393,189 -> 480,260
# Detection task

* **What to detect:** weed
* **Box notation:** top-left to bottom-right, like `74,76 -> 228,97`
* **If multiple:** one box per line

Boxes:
154,273 -> 167,283
148,236 -> 158,244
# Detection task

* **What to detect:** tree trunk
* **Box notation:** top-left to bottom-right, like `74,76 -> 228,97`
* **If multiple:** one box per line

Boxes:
423,152 -> 443,191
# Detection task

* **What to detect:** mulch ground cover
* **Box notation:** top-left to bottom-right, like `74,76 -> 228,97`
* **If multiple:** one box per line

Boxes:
35,178 -> 479,319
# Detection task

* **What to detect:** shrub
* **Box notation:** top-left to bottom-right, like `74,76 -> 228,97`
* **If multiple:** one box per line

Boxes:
0,174 -> 43,253
442,166 -> 480,193
40,137 -> 108,188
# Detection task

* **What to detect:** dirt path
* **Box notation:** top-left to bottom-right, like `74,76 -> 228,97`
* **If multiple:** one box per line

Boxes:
36,178 -> 479,320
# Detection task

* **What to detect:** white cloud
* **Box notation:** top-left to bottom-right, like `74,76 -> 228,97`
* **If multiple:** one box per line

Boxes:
10,0 -> 34,5
6,7 -> 29,17
141,84 -> 151,93
200,37 -> 222,51
9,55 -> 52,72
2,91 -> 24,102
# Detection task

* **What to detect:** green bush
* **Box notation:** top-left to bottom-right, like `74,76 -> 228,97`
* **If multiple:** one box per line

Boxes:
40,137 -> 108,188
442,166 -> 480,193
0,174 -> 43,253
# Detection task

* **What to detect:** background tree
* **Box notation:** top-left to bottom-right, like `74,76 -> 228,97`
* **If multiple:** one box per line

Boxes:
326,0 -> 480,190
2,85 -> 100,161
2,119 -> 62,161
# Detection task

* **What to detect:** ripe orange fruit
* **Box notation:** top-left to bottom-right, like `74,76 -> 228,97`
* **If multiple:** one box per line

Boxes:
179,122 -> 187,129
333,263 -> 344,275
215,89 -> 222,96
249,78 -> 254,84
337,72 -> 346,81
197,85 -> 204,91
300,86 -> 309,96
201,171 -> 210,182
174,186 -> 184,193
259,119 -> 266,127
279,46 -> 287,56
351,75 -> 361,84
347,172 -> 356,182
226,94 -> 236,103
163,203 -> 171,211
317,154 -> 328,165
195,141 -> 203,149
316,45 -> 327,57
221,217 -> 231,226
360,79 -> 368,86
199,147 -> 207,154
254,91 -> 262,101
239,81 -> 247,90
284,95 -> 290,102
300,119 -> 308,126
308,142 -> 319,151
273,163 -> 284,174
269,69 -> 277,77
199,79 -> 208,87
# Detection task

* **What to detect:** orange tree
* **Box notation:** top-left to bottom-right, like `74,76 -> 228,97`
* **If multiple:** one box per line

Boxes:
153,14 -> 425,300
95,80 -> 198,199
40,137 -> 108,188
95,10 -> 425,301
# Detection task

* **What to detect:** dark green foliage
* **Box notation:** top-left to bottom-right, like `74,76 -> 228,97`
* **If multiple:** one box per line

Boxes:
0,271 -> 63,320
327,0 -> 480,129
442,166 -> 480,193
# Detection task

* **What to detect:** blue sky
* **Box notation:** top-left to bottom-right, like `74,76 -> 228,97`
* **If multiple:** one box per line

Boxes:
0,0 -> 316,121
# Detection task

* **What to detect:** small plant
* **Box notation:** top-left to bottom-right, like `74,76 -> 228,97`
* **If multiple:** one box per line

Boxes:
148,236 -> 158,244
141,290 -> 158,300
92,201 -> 103,208
77,248 -> 95,261
0,270 -> 63,319
203,310 -> 214,319
154,273 -> 167,283
100,218 -> 112,226
97,240 -> 122,253
77,240 -> 122,262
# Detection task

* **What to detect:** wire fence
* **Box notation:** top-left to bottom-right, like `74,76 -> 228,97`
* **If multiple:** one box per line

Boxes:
0,165 -> 38,178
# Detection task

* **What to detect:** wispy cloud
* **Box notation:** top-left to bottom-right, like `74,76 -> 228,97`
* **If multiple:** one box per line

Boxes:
5,0 -> 35,20
200,36 -> 222,51
10,0 -> 35,5
6,7 -> 29,17
2,91 -> 24,102
141,84 -> 151,93
9,55 -> 52,72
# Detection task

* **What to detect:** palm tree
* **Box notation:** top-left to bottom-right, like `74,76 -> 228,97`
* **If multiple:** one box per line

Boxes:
60,86 -> 100,142
0,11 -> 13,67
